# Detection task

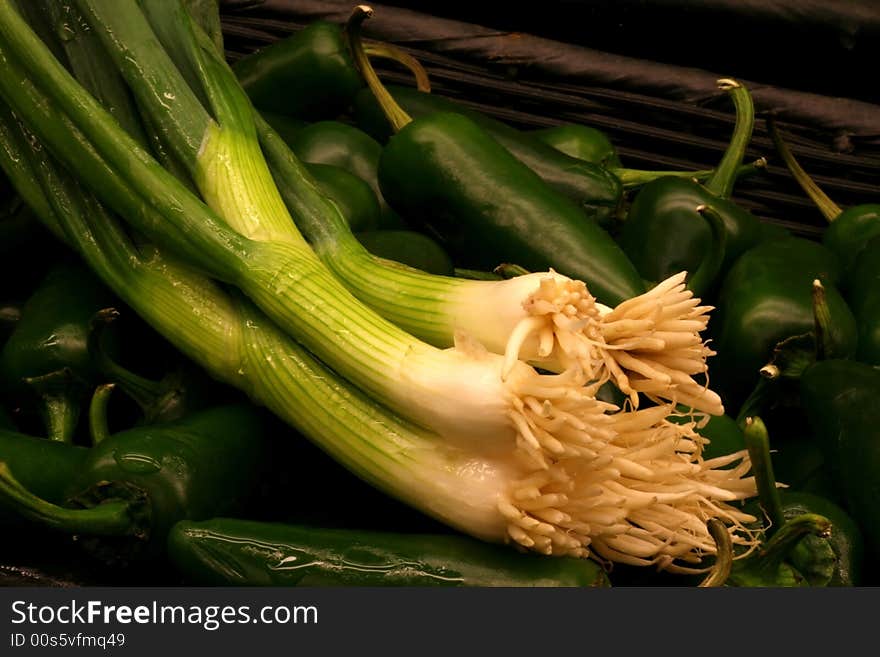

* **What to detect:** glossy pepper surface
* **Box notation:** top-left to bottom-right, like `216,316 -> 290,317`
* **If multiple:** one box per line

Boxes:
618,79 -> 762,291
531,124 -> 622,168
710,238 -> 857,411
168,519 -> 610,587
800,359 -> 880,563
769,120 -> 880,272
845,234 -> 880,364
0,405 -> 271,564
232,22 -> 362,120
0,260 -> 118,441
305,162 -> 381,232
290,120 -> 403,228
353,84 -> 625,222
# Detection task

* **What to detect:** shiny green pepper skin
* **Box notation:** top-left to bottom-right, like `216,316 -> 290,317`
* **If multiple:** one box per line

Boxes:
291,121 -> 403,228
354,85 -> 625,223
66,404 -> 271,564
531,124 -> 622,168
168,519 -> 610,587
377,111 -> 645,305
800,359 -> 880,565
305,163 -> 381,232
233,22 -> 362,120
355,230 -> 454,276
822,204 -> 880,271
0,428 -> 87,509
618,177 -> 762,289
842,234 -> 880,365
710,238 -> 858,411
778,491 -> 864,587
0,261 -> 115,386
0,261 -> 118,441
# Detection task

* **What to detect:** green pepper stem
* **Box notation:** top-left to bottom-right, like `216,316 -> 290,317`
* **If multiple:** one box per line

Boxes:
0,461 -> 133,535
88,383 -> 115,445
493,263 -> 531,279
687,204 -> 727,296
767,119 -> 842,222
88,308 -> 166,412
453,268 -> 503,281
741,416 -> 785,537
363,41 -> 432,92
754,513 -> 832,570
699,519 -> 733,587
347,5 -> 412,133
613,159 -> 765,190
23,370 -> 84,444
705,79 -> 755,199
811,279 -> 832,361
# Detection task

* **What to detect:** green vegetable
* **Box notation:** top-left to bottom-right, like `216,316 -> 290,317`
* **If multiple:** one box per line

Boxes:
232,19 -> 429,121
617,79 -> 762,292
0,0 -> 759,569
290,120 -> 404,228
710,238 -> 857,411
531,124 -> 622,168
354,230 -> 454,275
0,261 -> 117,442
0,405 -> 270,563
770,121 -> 880,364
168,519 -> 611,587
305,162 -> 381,232
800,359 -> 880,564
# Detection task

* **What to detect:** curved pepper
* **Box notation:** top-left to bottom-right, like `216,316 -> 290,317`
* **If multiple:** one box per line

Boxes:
0,404 -> 271,565
531,124 -> 622,168
305,162 -> 381,232
845,234 -> 880,364
290,120 -> 404,228
168,518 -> 610,587
800,359 -> 880,564
0,261 -> 118,442
346,8 -> 644,305
768,120 -> 880,271
770,122 -> 880,364
617,79 -> 762,291
233,21 -> 430,121
232,22 -> 362,120
710,238 -> 857,411
355,229 -> 454,276
352,83 -> 730,221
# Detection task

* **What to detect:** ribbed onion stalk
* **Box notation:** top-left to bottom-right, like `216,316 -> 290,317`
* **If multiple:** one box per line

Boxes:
0,97 -> 759,569
251,5 -> 724,415
0,0 -> 633,470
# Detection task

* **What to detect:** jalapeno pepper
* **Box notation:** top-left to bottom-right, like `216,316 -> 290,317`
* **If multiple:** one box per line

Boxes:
305,162 -> 381,232
168,518 -> 610,587
769,120 -> 880,271
800,359 -> 880,565
0,260 -> 118,442
617,80 -> 762,292
531,124 -> 622,168
232,21 -> 362,120
845,234 -> 880,365
355,229 -> 454,276
710,237 -> 858,411
0,404 -> 271,565
769,122 -> 880,364
346,8 -> 644,305
233,20 -> 430,122
290,120 -> 404,228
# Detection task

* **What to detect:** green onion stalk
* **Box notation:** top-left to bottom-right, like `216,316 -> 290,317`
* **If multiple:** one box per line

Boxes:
85,0 -> 723,421
266,5 -> 723,416
0,0 -> 758,567
0,0 -> 705,471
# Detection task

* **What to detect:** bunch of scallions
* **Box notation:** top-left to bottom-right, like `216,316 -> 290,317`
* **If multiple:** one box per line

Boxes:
0,0 -> 759,571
